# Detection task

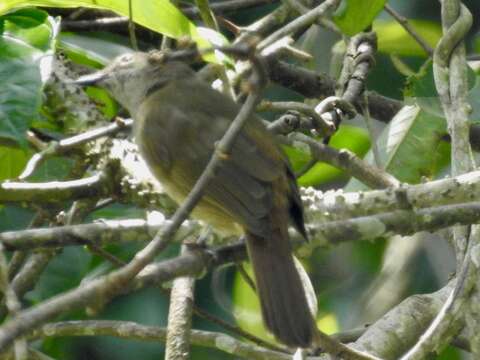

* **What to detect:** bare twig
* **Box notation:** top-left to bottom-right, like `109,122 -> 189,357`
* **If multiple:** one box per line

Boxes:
0,244 -> 27,360
127,0 -> 138,50
30,320 -> 292,360
290,132 -> 400,189
384,4 -> 434,56
0,173 -> 108,203
360,93 -> 382,168
0,218 -> 197,251
18,118 -> 132,180
259,101 -> 335,136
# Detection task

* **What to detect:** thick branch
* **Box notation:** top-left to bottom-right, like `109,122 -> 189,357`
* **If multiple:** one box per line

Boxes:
165,245 -> 196,360
4,170 -> 480,251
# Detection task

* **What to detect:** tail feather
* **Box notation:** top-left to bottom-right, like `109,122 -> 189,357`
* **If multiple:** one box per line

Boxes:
245,230 -> 315,348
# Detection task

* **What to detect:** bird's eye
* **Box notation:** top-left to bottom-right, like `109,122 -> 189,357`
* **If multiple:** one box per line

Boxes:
118,54 -> 134,66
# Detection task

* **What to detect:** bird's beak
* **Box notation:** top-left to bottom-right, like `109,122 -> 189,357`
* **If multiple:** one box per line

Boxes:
72,70 -> 108,86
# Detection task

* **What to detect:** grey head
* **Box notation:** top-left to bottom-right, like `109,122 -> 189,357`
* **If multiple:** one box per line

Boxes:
74,51 -> 196,116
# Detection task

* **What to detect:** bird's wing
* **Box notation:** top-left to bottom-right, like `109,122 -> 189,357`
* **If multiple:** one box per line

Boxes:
138,78 -> 296,237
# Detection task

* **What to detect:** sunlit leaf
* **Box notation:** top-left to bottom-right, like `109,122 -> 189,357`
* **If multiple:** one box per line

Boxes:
232,264 -> 272,342
0,145 -> 30,180
375,20 -> 441,57
1,0 -> 208,50
284,125 -> 371,187
334,0 -> 386,35
347,105 -> 448,191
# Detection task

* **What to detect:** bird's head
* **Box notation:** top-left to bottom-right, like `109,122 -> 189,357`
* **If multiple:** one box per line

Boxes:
74,51 -> 194,115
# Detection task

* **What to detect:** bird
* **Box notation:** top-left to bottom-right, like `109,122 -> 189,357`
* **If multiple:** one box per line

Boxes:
74,51 -> 316,348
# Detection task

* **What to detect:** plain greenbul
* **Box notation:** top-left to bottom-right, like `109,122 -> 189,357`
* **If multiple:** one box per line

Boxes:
74,51 -> 316,348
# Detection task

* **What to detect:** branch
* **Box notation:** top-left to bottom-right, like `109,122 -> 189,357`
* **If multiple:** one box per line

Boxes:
355,281 -> 455,358
338,32 -> 377,110
0,218 -> 198,250
400,249 -> 473,360
2,199 -> 475,356
303,169 -> 480,222
0,244 -> 26,360
5,199 -> 480,256
265,56 -> 403,124
307,201 -> 480,248
30,320 -> 292,360
0,174 -> 107,203
24,282 -> 463,360
5,170 -> 480,251
290,132 -> 399,189
18,118 -> 132,180
165,245 -> 196,359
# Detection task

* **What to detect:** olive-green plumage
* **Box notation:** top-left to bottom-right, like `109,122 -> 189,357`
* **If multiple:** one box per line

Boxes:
75,52 -> 316,347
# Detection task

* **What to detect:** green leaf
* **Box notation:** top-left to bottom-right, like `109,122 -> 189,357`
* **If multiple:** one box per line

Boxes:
0,8 -> 58,146
0,205 -> 35,231
27,246 -> 92,301
1,0 -> 208,50
468,75 -> 480,124
85,87 -> 119,119
60,32 -> 133,67
347,105 -> 448,191
0,145 -> 31,180
1,7 -> 47,28
285,125 -> 371,187
375,20 -> 441,57
333,0 -> 386,36
232,264 -> 272,342
405,60 -> 476,117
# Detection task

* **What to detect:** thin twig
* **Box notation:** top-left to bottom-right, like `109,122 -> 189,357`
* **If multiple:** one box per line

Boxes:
384,4 -> 434,56
361,93 -> 382,168
127,0 -> 138,50
291,133 -> 400,189
259,101 -> 335,136
75,236 -> 283,353
0,244 -> 27,360
18,118 -> 132,180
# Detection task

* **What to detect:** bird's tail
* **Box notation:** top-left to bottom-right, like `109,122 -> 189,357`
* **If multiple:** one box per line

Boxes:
245,228 -> 316,348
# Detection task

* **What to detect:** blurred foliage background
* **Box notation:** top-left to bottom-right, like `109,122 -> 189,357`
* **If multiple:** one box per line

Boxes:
0,0 -> 479,358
